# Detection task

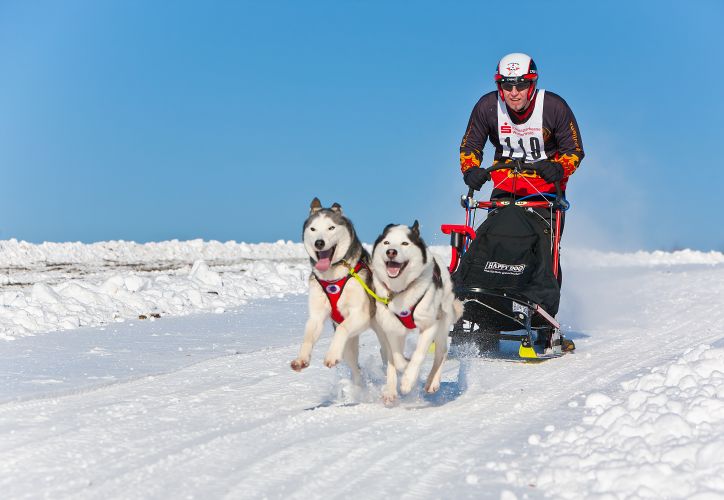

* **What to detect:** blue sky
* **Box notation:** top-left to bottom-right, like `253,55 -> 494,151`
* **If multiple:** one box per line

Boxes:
1,0 -> 722,251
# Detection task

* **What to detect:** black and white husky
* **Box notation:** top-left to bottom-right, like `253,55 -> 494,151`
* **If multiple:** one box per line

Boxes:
291,198 -> 387,385
371,221 -> 463,402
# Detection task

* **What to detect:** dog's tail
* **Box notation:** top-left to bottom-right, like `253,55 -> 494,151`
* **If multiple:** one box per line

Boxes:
451,298 -> 464,322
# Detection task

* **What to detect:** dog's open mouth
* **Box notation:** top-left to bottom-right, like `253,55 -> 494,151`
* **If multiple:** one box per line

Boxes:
315,246 -> 336,272
385,260 -> 408,278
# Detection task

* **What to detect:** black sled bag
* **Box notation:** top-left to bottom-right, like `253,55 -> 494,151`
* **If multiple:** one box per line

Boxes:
453,204 -> 560,316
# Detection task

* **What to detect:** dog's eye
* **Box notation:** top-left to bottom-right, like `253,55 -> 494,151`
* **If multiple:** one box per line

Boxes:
383,240 -> 389,245
310,227 -> 316,232
328,226 -> 335,231
402,242 -> 409,246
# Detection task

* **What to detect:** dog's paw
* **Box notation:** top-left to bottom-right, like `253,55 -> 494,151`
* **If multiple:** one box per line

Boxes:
382,389 -> 398,405
400,376 -> 415,395
323,356 -> 340,368
290,359 -> 309,371
424,381 -> 440,393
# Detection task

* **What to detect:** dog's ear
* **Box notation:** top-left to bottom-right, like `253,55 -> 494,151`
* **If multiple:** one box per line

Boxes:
411,220 -> 420,236
310,197 -> 322,213
330,202 -> 342,214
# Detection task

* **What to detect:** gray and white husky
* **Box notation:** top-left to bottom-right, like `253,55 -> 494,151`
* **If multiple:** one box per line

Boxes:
291,198 -> 388,385
371,221 -> 463,402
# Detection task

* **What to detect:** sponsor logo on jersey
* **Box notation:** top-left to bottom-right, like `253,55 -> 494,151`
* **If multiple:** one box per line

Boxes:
501,122 -> 512,134
484,261 -> 526,275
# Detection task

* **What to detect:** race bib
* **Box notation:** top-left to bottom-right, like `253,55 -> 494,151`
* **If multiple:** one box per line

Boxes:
497,90 -> 547,162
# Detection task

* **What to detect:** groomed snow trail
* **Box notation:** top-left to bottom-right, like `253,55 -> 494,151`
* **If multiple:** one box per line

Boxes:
1,263 -> 723,499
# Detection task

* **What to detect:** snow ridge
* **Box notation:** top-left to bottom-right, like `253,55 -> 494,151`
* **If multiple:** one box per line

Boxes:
1,239 -> 310,339
2,239 -> 722,340
526,344 -> 724,499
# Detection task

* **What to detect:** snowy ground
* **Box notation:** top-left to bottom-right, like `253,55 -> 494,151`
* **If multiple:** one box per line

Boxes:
1,239 -> 724,499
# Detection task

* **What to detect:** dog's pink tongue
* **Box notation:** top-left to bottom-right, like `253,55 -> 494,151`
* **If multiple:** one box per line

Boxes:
315,249 -> 333,271
386,261 -> 401,278
315,257 -> 331,271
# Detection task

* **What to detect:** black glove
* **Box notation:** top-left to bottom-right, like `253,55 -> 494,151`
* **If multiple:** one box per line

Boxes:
536,161 -> 565,183
463,168 -> 491,191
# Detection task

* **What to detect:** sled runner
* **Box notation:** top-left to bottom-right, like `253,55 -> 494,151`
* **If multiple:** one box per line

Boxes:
442,161 -> 573,360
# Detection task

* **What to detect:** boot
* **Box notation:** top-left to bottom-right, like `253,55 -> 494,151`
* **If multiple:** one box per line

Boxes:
561,336 -> 576,352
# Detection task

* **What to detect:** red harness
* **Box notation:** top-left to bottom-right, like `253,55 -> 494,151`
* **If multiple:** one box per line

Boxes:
394,304 -> 419,330
390,268 -> 439,330
315,261 -> 366,324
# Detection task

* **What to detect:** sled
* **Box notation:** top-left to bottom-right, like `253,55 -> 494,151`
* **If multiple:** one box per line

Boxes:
442,160 -> 572,360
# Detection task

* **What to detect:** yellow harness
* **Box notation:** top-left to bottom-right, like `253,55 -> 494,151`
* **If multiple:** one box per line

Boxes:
341,259 -> 390,305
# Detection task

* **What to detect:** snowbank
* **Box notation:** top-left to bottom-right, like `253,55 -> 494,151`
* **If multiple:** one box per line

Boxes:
526,344 -> 724,498
0,238 -> 306,266
1,239 -> 310,340
4,238 -> 720,269
565,248 -> 724,268
2,239 -> 722,340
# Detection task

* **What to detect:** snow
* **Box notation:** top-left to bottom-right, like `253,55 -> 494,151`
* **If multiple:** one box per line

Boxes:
1,238 -> 724,499
525,344 -> 724,498
1,239 -> 309,339
3,238 -> 721,340
563,247 -> 724,268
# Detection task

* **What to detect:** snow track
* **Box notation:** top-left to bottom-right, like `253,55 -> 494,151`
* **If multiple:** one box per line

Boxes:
1,260 -> 723,498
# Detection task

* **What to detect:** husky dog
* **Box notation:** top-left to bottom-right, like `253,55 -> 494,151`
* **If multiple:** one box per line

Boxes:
371,221 -> 463,402
291,198 -> 387,385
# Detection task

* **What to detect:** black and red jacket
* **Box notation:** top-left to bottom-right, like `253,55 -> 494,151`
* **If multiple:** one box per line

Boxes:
460,90 -> 584,196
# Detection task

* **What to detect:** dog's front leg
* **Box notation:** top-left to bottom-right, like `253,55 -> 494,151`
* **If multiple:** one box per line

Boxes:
323,313 -> 368,368
424,325 -> 449,393
342,335 -> 362,385
370,318 -> 390,367
382,331 -> 406,404
291,314 -> 325,371
400,324 -> 437,395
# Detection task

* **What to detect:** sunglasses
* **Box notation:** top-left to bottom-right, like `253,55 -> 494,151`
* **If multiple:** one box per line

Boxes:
500,81 -> 532,92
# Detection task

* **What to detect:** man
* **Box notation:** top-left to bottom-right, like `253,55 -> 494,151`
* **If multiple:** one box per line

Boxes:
460,52 -> 584,198
458,53 -> 584,352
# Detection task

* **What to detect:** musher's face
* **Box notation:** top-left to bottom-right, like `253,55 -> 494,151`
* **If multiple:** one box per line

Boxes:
502,85 -> 530,112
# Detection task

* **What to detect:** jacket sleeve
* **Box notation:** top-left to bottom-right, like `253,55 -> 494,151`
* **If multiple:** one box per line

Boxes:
550,95 -> 584,177
459,99 -> 489,173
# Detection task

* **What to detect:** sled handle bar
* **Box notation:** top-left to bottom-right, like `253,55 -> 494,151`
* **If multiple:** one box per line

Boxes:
464,162 -> 569,211
441,224 -> 476,274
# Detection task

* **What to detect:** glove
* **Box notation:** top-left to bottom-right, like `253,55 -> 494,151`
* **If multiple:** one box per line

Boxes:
536,161 -> 565,183
463,168 -> 491,191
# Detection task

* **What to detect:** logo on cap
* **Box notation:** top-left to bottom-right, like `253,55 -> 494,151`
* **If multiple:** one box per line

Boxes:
506,62 -> 520,75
